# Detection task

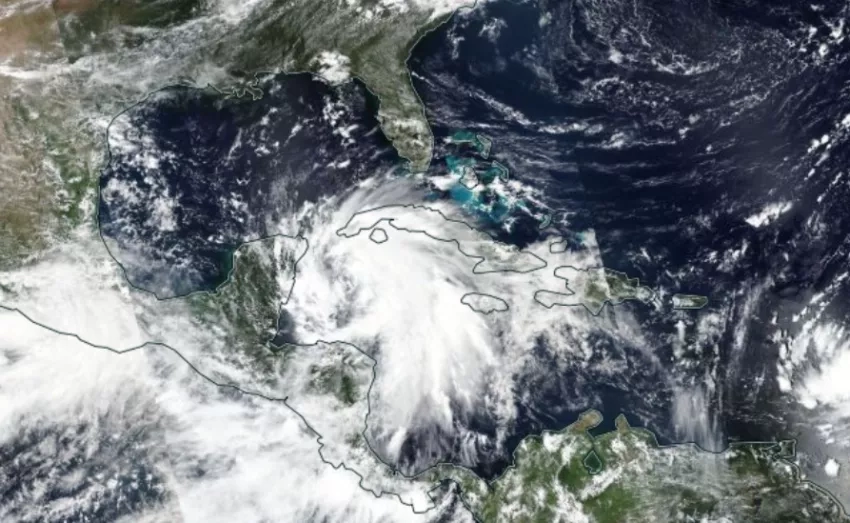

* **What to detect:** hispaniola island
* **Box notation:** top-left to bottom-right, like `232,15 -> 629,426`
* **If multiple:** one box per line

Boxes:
2,0 -> 850,521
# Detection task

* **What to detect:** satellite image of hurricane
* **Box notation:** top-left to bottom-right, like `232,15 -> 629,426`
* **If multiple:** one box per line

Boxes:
2,0 -> 850,521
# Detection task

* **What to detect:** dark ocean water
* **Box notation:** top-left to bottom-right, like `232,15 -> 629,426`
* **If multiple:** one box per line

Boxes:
95,0 -> 850,489
408,0 -> 850,467
0,419 -> 167,521
99,74 -> 400,297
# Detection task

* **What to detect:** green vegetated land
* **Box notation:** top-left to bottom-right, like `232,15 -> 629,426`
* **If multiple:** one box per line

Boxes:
536,267 -> 655,315
52,0 -> 473,171
155,230 -> 844,523
185,237 -> 302,359
2,0 -> 472,264
182,235 -> 370,409
539,267 -> 711,316
430,411 -> 848,523
4,7 -> 841,522
0,4 -> 100,268
584,268 -> 654,313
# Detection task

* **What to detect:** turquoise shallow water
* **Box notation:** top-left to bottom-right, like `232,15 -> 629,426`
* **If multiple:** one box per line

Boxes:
408,0 -> 850,482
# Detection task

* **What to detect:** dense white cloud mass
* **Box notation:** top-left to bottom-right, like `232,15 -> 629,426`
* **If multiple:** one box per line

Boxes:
277,178 -> 653,472
0,307 -> 445,523
0,174 -> 651,521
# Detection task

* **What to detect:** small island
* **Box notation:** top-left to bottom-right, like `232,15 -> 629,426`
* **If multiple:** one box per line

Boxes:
369,228 -> 389,244
448,130 -> 493,158
672,293 -> 709,310
460,293 -> 509,314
